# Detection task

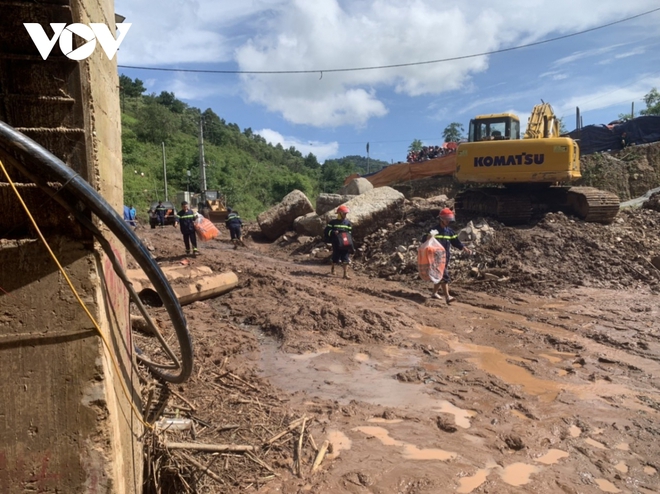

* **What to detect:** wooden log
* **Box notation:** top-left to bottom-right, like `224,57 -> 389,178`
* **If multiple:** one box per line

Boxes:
165,442 -> 254,452
265,417 -> 305,445
311,440 -> 330,473
181,453 -> 225,484
170,389 -> 197,412
296,418 -> 307,477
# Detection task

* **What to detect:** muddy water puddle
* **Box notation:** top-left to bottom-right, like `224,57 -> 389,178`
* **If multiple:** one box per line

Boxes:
418,325 -> 660,412
569,425 -> 582,437
535,449 -> 569,465
258,335 -> 475,426
353,426 -> 457,461
499,463 -> 540,487
456,468 -> 490,493
325,430 -> 351,460
594,478 -> 621,493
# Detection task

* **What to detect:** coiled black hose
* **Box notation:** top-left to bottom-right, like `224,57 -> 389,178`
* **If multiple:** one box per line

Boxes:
0,120 -> 193,383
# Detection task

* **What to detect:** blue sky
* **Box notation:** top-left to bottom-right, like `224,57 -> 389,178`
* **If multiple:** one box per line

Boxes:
114,0 -> 660,164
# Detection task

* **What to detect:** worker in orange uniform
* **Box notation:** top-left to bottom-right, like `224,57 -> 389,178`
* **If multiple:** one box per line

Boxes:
324,205 -> 354,279
425,208 -> 471,303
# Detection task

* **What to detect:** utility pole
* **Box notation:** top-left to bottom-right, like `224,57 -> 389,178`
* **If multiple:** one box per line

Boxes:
161,142 -> 168,201
187,169 -> 191,198
199,117 -> 208,199
366,142 -> 370,174
631,102 -> 635,119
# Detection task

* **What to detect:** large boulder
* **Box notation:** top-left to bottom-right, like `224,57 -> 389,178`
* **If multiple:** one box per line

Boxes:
315,193 -> 356,215
295,186 -> 405,240
338,177 -> 373,196
258,190 -> 314,240
294,212 -> 317,235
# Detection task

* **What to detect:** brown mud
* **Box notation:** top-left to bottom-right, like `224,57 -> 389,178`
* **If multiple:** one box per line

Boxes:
134,202 -> 660,494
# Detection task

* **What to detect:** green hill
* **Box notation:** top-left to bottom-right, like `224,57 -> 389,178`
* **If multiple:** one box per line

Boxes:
120,76 -> 381,220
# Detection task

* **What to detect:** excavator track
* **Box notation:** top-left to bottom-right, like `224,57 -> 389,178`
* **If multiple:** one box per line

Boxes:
566,187 -> 620,224
456,186 -> 620,225
456,189 -> 532,225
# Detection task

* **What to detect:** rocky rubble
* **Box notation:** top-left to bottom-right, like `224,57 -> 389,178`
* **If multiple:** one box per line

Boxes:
643,190 -> 660,212
349,201 -> 660,295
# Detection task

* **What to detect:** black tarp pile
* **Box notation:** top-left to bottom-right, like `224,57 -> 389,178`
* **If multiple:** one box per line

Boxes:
566,116 -> 660,155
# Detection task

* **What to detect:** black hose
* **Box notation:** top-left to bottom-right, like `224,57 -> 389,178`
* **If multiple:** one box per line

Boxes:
0,120 -> 193,383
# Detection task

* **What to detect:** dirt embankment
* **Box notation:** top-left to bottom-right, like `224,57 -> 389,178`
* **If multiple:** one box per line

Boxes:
580,141 -> 660,201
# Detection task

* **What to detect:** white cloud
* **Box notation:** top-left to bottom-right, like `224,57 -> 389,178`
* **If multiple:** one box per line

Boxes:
551,45 -> 620,67
614,47 -> 646,59
255,128 -> 339,161
115,0 -> 660,128
556,75 -> 660,116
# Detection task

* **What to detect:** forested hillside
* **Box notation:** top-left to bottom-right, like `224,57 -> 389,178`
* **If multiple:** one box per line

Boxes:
120,76 -> 388,219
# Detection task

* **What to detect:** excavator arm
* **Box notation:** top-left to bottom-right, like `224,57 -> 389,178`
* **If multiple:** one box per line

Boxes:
524,102 -> 561,139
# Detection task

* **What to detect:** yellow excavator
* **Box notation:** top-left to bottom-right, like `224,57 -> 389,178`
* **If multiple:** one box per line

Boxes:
455,102 -> 619,224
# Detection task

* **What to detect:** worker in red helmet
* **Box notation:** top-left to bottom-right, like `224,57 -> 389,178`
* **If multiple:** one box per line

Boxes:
424,207 -> 471,303
324,204 -> 354,279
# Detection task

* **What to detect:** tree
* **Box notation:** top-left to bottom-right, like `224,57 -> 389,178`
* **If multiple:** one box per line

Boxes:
641,88 -> 660,116
156,91 -> 186,113
119,75 -> 146,111
136,100 -> 177,144
303,153 -> 320,170
443,122 -> 464,143
408,139 -> 423,153
557,117 -> 568,135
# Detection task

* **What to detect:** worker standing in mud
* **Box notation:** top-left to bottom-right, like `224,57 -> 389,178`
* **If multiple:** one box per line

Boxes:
424,208 -> 471,304
324,205 -> 354,279
155,200 -> 167,228
175,201 -> 200,256
225,208 -> 246,249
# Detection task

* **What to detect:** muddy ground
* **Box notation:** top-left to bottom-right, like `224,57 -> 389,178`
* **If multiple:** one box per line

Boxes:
133,199 -> 660,494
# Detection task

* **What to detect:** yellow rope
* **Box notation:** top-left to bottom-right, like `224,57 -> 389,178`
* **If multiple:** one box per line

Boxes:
0,158 -> 153,430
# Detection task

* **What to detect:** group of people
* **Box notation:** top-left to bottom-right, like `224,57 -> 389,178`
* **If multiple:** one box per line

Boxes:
148,199 -> 466,303
324,205 -> 469,304
406,145 -> 454,163
152,200 -> 245,256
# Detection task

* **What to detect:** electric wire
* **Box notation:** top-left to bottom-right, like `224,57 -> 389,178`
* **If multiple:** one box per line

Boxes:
0,120 -> 193,384
0,158 -> 154,431
118,7 -> 660,75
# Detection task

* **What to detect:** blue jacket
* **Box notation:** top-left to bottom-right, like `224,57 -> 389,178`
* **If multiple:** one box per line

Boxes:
176,209 -> 198,234
225,212 -> 242,228
324,218 -> 353,250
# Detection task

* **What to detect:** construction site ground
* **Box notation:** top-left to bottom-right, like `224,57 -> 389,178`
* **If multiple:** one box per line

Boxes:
134,200 -> 660,494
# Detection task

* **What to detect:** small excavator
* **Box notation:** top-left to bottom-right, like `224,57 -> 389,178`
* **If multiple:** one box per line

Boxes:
454,102 -> 620,225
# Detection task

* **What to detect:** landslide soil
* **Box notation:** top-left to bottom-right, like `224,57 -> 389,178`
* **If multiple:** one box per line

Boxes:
134,201 -> 660,494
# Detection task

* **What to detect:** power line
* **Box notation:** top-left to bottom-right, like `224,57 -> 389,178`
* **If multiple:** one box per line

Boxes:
118,7 -> 660,75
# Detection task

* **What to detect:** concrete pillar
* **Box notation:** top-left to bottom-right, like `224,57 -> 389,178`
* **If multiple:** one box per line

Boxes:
0,0 -> 141,492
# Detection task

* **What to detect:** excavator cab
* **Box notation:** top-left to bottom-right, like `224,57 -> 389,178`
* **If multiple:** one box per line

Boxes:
468,113 -> 520,142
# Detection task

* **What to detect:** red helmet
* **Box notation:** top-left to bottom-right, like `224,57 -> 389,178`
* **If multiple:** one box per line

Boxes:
438,208 -> 455,222
337,205 -> 350,214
